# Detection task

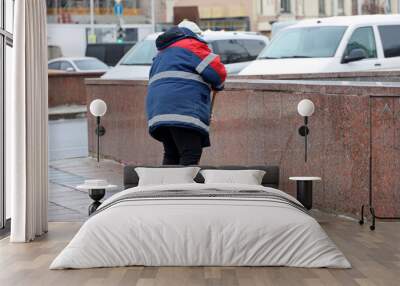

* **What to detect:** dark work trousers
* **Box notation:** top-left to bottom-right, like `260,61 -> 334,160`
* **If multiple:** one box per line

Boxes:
158,127 -> 203,166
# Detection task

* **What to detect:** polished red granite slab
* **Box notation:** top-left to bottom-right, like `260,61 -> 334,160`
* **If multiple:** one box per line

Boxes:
85,78 -> 400,217
371,97 -> 400,217
48,72 -> 103,107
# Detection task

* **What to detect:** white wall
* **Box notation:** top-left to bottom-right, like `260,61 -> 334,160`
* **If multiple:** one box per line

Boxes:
48,24 -> 154,58
47,25 -> 88,57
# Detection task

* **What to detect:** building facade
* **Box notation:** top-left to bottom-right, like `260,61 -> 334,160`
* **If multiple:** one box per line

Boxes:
46,0 -> 150,24
159,0 -> 400,33
357,0 -> 399,14
256,0 -> 399,33
46,0 -> 400,57
158,0 -> 256,31
46,0 -> 154,57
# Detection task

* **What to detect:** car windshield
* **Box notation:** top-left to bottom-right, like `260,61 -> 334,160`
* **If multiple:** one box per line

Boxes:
259,26 -> 347,59
120,39 -> 158,65
74,59 -> 108,70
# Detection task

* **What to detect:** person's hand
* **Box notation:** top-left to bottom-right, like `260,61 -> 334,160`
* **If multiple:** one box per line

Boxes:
210,113 -> 216,123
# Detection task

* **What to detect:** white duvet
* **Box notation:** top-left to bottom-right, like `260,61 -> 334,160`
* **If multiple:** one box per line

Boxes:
50,183 -> 351,269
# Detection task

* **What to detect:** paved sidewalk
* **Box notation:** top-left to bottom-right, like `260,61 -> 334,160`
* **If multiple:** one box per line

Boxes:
48,157 -> 353,223
48,157 -> 124,222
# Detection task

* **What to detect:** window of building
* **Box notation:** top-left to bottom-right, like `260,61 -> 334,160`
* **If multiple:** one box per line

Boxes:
1,0 -> 14,231
378,25 -> 400,58
338,0 -> 345,15
259,0 -> 264,15
345,27 -> 377,59
385,0 -> 392,13
281,0 -> 291,13
46,0 -> 143,24
319,0 -> 326,15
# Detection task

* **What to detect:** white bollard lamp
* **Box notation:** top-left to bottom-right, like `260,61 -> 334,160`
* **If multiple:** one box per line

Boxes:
297,99 -> 315,163
90,99 -> 107,162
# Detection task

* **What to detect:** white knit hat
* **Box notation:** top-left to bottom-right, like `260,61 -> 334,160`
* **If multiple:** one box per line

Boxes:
178,20 -> 203,35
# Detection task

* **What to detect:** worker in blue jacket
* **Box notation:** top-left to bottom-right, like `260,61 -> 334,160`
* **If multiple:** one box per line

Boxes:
146,20 -> 227,165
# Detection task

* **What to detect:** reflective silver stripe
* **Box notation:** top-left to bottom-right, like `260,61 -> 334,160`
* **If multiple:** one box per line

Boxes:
149,114 -> 209,132
149,71 -> 208,86
196,53 -> 218,74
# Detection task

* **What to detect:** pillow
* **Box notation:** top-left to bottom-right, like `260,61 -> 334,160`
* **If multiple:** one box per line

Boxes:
200,169 -> 266,185
135,167 -> 201,186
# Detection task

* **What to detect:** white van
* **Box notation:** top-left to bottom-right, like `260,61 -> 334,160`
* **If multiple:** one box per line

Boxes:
270,21 -> 298,39
101,31 -> 269,79
240,15 -> 400,76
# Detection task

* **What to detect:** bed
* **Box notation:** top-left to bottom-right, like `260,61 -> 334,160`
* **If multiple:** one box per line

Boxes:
50,165 -> 350,269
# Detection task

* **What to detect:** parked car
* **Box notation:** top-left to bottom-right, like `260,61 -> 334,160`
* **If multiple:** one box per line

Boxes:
240,15 -> 400,76
48,57 -> 109,73
101,30 -> 269,79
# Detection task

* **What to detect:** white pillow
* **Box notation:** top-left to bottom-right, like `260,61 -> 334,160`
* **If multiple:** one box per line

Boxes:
135,167 -> 200,186
200,169 -> 266,185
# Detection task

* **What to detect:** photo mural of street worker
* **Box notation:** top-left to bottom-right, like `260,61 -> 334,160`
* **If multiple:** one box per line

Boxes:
146,20 -> 227,165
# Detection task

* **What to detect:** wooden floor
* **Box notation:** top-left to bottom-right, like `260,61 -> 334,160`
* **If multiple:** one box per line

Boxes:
0,217 -> 399,286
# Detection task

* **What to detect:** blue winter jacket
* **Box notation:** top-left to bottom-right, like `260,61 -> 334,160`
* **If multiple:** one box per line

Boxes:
146,27 -> 227,147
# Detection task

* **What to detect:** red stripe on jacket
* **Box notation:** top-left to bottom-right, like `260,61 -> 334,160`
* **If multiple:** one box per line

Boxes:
169,38 -> 227,83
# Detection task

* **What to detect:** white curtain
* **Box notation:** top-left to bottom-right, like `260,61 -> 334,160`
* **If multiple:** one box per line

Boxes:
7,0 -> 48,242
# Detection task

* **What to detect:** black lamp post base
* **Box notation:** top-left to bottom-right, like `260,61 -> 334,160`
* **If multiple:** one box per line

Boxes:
88,188 -> 106,215
88,201 -> 102,216
296,181 -> 313,210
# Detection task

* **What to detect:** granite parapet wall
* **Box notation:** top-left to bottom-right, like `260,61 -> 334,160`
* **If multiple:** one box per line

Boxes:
48,71 -> 104,107
85,78 -> 400,217
235,71 -> 400,82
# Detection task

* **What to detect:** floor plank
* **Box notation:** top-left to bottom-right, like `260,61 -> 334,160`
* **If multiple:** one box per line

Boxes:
1,218 -> 399,286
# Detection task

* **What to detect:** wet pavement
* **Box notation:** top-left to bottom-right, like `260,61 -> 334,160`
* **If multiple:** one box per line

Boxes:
49,118 -> 88,161
48,118 -> 123,222
49,158 -> 123,222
